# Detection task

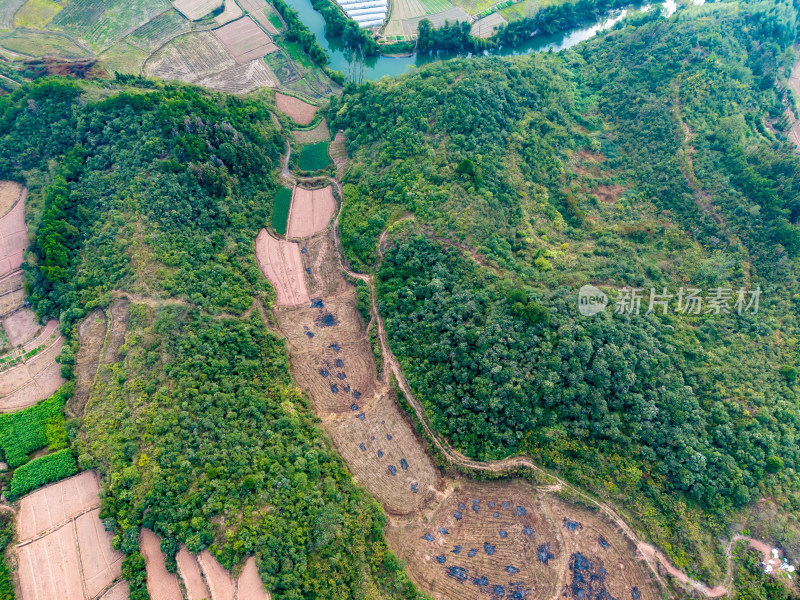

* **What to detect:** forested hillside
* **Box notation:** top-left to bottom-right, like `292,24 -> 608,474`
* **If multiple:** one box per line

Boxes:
330,0 -> 800,584
0,79 -> 419,600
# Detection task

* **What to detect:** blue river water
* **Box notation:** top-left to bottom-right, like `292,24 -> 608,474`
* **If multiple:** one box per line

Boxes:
282,0 -> 689,80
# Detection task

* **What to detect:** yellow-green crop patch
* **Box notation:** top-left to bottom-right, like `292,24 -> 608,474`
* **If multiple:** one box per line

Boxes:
14,0 -> 61,29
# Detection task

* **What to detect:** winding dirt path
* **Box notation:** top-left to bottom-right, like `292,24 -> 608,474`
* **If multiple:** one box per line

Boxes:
281,150 -> 779,600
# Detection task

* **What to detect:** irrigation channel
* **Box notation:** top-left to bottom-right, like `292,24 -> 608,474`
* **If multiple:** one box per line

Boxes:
258,144 -> 779,600
282,0 -> 688,80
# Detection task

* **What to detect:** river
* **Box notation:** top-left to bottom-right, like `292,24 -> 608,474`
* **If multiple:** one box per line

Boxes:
282,0 -> 697,80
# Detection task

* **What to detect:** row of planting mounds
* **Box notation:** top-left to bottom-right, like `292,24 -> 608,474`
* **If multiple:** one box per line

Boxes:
272,186 -> 293,235
298,141 -> 332,171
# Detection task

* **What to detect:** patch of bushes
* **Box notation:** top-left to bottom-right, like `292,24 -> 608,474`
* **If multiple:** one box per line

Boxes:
7,448 -> 78,501
0,384 -> 70,468
272,187 -> 293,235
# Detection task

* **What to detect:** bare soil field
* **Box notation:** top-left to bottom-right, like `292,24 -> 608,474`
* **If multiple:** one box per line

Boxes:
195,58 -> 277,93
100,582 -> 129,600
0,184 -> 28,277
237,557 -> 271,599
17,470 -> 100,542
286,185 -> 336,239
17,521 -> 85,600
239,0 -> 280,34
547,499 -> 658,600
255,229 -> 310,306
215,0 -> 243,24
275,92 -> 318,125
198,549 -> 235,600
0,336 -> 66,412
213,16 -> 277,63
140,529 -> 183,600
0,181 -> 23,218
401,6 -> 469,35
15,471 -> 126,600
177,546 -> 211,600
70,309 -> 107,417
390,481 -> 562,600
269,230 -> 441,515
76,508 -> 124,598
0,271 -> 26,318
274,300 -> 378,412
173,0 -> 223,20
145,30 -> 236,84
2,308 -> 40,347
291,118 -> 330,145
328,388 -> 441,515
22,319 -> 58,353
470,11 -> 506,37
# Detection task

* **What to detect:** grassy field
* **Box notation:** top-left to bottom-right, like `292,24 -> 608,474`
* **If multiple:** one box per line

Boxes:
99,39 -> 149,73
14,0 -> 61,29
0,0 -> 27,30
0,28 -> 89,57
298,142 -> 331,171
268,11 -> 282,30
273,186 -> 293,235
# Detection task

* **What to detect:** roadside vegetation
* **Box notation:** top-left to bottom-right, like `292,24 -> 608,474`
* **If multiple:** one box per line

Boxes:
330,0 -> 800,588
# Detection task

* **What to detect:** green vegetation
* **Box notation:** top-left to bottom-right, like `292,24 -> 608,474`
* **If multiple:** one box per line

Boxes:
0,385 -> 70,468
0,511 -> 15,600
13,0 -> 61,29
0,77 -> 420,600
272,0 -> 329,65
48,0 -> 170,52
732,542 -> 795,599
273,186 -> 293,235
331,0 -> 800,584
7,448 -> 78,501
297,141 -> 331,171
308,0 -> 379,55
0,29 -> 89,58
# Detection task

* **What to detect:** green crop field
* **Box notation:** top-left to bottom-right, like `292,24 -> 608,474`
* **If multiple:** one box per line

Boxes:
298,142 -> 331,171
268,12 -> 282,30
126,8 -> 189,51
7,448 -> 78,501
0,28 -> 89,57
0,386 -> 69,468
13,0 -> 61,28
273,186 -> 292,235
48,0 -> 171,51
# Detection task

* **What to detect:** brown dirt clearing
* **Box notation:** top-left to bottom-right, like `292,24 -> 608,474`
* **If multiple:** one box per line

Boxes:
275,92 -> 318,125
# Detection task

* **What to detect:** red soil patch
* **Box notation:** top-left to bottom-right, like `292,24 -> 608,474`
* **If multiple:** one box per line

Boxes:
198,549 -> 235,600
255,229 -> 310,306
275,93 -> 318,125
578,149 -> 606,163
17,521 -> 84,600
76,508 -> 124,598
0,186 -> 27,278
17,470 -> 100,542
286,185 -> 336,239
592,184 -> 629,204
140,529 -> 183,600
213,16 -> 277,64
237,557 -> 271,599
177,546 -> 211,600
